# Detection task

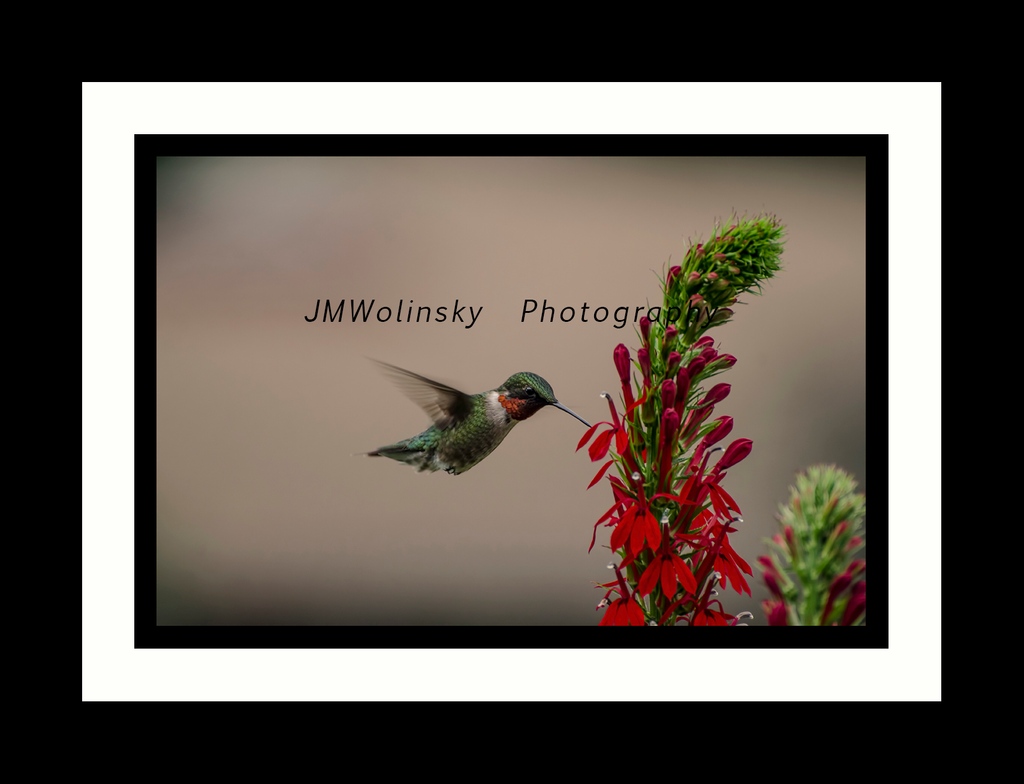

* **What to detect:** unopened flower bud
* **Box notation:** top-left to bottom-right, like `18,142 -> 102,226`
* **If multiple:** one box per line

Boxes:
674,367 -> 691,415
716,437 -> 752,471
699,383 -> 731,408
664,324 -> 678,352
686,356 -> 707,380
713,354 -> 737,370
666,351 -> 682,377
613,344 -> 631,387
639,315 -> 651,346
706,308 -> 734,327
637,347 -> 651,385
764,601 -> 788,626
703,415 -> 733,448
661,378 -> 676,411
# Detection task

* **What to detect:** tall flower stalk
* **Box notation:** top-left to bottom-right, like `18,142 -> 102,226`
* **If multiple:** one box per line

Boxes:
580,215 -> 785,626
758,465 -> 866,626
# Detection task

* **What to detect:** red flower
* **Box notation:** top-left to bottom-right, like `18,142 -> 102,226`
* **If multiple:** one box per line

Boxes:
611,489 -> 661,557
599,595 -> 645,626
637,550 -> 697,599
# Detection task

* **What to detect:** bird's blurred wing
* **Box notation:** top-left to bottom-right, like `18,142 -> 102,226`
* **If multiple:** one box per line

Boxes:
371,360 -> 474,430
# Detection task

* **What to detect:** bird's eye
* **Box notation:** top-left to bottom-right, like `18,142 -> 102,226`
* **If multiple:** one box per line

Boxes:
525,387 -> 535,398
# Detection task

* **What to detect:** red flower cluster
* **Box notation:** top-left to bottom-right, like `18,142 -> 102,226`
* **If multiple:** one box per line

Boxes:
580,301 -> 754,626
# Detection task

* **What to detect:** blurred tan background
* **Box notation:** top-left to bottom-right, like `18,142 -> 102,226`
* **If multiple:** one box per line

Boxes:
156,156 -> 866,626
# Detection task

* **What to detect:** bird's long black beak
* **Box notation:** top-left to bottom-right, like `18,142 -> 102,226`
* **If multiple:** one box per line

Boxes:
550,401 -> 591,428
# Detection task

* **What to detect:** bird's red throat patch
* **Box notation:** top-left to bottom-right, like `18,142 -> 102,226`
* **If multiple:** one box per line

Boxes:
498,394 -> 537,421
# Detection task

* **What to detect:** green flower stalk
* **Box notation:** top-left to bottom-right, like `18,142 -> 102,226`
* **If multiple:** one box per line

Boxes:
758,465 -> 866,626
580,215 -> 785,626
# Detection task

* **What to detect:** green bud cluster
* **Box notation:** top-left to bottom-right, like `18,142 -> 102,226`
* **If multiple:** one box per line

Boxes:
663,214 -> 785,344
760,465 -> 867,626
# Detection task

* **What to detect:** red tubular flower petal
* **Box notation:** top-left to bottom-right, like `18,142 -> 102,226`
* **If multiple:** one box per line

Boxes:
610,506 -> 635,552
629,511 -> 648,555
588,429 -> 614,461
599,601 -> 622,626
576,422 -> 607,451
660,557 -> 676,597
639,315 -> 651,346
625,391 -> 647,416
722,539 -> 752,576
638,560 -> 661,597
670,553 -> 697,594
588,460 -> 614,489
626,597 -> 645,626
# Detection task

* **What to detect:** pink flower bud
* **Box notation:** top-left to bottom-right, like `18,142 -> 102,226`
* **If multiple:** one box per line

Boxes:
666,351 -> 682,377
716,438 -> 752,471
674,368 -> 691,414
658,408 -> 681,485
664,324 -> 678,348
694,336 -> 714,349
661,379 -> 676,411
765,601 -> 788,626
639,315 -> 651,345
637,347 -> 651,385
699,383 -> 731,408
715,354 -> 737,370
613,344 -> 631,387
661,407 -> 680,443
702,416 -> 733,448
667,265 -> 682,288
687,356 -> 707,380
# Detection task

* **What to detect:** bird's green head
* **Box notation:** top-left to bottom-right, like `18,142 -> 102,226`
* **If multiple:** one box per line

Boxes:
499,373 -> 590,427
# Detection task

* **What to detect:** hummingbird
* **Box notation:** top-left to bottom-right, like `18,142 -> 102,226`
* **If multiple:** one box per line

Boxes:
366,361 -> 591,475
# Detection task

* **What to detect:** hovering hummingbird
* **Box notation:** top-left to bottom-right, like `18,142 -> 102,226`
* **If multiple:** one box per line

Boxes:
366,361 -> 591,475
